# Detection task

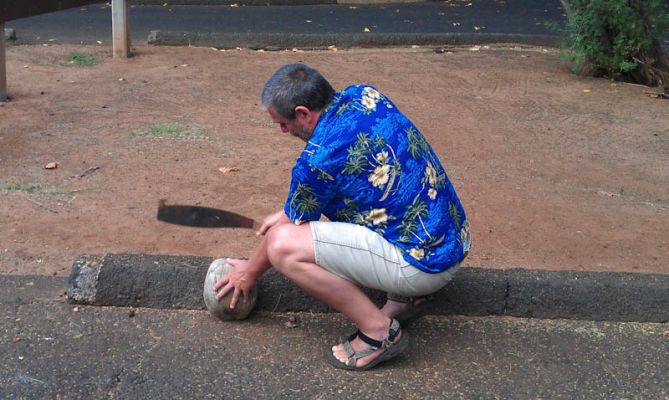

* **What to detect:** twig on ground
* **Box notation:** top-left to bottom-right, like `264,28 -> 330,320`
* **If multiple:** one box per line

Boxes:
72,166 -> 100,179
643,91 -> 669,99
24,195 -> 58,213
272,293 -> 283,312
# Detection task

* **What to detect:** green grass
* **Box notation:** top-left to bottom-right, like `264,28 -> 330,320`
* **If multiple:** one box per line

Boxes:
129,123 -> 210,140
62,52 -> 98,67
0,182 -> 46,194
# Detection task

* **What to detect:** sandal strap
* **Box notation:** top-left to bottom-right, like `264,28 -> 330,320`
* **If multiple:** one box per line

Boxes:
338,319 -> 403,366
357,318 -> 401,349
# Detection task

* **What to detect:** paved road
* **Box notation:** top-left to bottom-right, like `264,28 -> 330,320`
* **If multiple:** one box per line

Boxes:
6,0 -> 565,45
1,277 -> 667,398
1,275 -> 668,398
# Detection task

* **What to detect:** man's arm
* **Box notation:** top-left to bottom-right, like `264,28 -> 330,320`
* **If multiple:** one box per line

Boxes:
212,210 -> 293,309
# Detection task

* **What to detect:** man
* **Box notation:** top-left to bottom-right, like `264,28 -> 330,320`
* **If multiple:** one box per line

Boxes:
214,63 -> 470,371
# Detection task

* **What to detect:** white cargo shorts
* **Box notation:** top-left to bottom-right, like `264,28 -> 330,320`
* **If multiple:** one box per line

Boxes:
310,221 -> 459,297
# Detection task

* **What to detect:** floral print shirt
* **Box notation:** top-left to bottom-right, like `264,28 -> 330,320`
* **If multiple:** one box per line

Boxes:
284,85 -> 471,273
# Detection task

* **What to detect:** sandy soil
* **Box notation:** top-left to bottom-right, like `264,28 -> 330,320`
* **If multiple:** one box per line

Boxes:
0,44 -> 667,276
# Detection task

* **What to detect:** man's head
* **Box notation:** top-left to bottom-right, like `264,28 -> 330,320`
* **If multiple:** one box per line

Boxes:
261,63 -> 334,141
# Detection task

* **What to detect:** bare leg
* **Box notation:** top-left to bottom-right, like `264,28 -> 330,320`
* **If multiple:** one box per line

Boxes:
265,222 -> 402,368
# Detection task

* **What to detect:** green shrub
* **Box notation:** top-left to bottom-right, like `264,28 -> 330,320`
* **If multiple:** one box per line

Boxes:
563,0 -> 669,78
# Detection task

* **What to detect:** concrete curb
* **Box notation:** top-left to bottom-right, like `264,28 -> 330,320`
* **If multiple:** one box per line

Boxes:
4,28 -> 16,41
147,30 -> 560,49
66,253 -> 669,323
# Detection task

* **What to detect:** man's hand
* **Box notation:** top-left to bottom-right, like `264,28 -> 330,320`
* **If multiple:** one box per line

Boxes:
213,258 -> 258,310
256,210 -> 288,236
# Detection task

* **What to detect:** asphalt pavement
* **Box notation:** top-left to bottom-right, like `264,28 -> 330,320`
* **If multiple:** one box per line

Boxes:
6,0 -> 565,48
2,275 -> 668,399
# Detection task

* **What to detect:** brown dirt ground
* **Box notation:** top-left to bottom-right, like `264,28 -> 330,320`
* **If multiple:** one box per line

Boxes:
1,44 -> 667,277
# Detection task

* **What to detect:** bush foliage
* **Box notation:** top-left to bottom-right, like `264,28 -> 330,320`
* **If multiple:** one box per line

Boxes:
563,0 -> 669,85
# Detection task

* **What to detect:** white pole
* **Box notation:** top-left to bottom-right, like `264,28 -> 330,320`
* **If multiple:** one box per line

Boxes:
112,0 -> 130,58
1,22 -> 7,101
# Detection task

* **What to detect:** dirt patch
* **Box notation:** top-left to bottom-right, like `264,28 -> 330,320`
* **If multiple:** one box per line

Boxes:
0,44 -> 667,276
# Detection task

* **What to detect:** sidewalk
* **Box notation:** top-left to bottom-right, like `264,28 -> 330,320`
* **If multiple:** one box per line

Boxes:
2,276 -> 668,398
6,0 -> 565,48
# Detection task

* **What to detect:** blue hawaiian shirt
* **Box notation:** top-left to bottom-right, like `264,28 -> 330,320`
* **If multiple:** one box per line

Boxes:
284,85 -> 471,273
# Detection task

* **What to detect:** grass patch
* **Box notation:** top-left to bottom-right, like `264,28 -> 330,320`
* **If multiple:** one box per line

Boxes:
129,123 -> 210,140
61,52 -> 98,67
0,182 -> 47,194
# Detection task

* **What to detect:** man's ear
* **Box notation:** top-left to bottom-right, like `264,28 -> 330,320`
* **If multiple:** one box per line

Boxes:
294,106 -> 312,123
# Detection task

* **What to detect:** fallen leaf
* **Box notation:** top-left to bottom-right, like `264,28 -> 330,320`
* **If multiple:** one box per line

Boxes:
44,162 -> 58,169
583,89 -> 591,93
219,167 -> 240,174
663,330 -> 669,337
363,27 -> 371,33
96,40 -> 103,44
284,315 -> 299,328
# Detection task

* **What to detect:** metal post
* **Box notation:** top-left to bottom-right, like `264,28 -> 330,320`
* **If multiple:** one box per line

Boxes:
1,21 -> 7,101
111,0 -> 130,58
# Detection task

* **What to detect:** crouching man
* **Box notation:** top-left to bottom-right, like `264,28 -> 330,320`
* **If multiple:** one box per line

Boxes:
214,63 -> 471,371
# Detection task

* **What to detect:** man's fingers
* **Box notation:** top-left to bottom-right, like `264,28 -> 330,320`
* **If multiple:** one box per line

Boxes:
216,283 -> 233,300
213,275 -> 229,291
229,288 -> 241,310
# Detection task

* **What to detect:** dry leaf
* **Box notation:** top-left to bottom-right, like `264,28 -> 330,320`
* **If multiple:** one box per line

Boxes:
96,40 -> 102,44
219,167 -> 240,174
583,89 -> 592,93
44,162 -> 58,169
284,315 -> 299,328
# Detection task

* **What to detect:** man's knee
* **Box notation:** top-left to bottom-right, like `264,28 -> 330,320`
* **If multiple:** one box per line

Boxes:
266,223 -> 302,270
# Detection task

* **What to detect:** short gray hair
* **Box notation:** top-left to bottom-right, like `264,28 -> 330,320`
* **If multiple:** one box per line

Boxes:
261,64 -> 335,119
